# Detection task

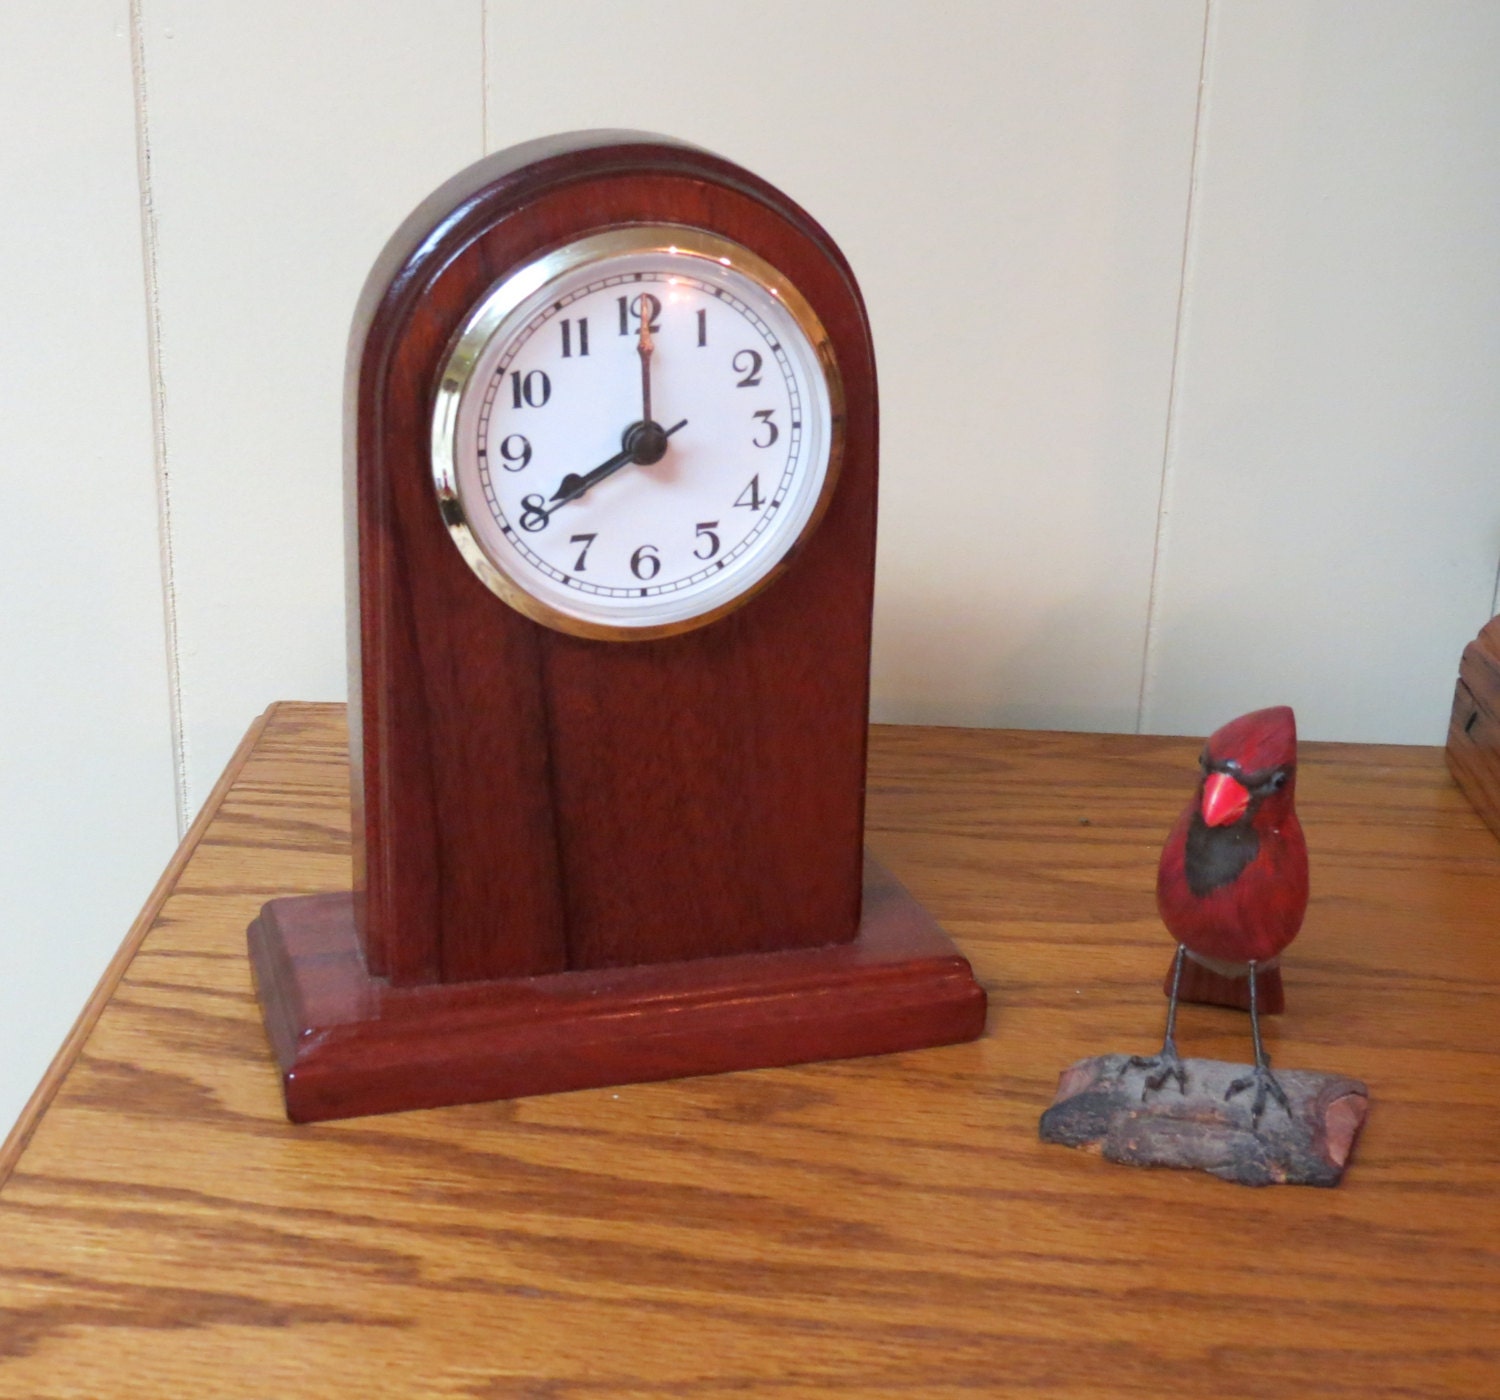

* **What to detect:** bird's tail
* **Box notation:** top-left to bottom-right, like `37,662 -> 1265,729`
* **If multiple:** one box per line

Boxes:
1166,952 -> 1285,1015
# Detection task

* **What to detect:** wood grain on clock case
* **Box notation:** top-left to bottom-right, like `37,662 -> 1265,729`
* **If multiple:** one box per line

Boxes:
348,133 -> 879,984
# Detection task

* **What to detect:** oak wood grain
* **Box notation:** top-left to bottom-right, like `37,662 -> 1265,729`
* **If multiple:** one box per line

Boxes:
0,708 -> 272,1185
2,703 -> 1498,1398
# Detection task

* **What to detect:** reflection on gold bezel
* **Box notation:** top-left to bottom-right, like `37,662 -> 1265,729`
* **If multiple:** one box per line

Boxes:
431,224 -> 845,642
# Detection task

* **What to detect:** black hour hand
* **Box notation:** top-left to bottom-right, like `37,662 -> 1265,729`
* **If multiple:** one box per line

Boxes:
549,452 -> 629,507
544,419 -> 686,517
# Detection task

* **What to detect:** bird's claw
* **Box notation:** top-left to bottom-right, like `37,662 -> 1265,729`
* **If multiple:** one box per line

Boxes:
1128,1043 -> 1188,1098
1225,1062 -> 1292,1129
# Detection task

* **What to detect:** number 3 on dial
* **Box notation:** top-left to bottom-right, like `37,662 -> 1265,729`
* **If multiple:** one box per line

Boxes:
431,225 -> 844,640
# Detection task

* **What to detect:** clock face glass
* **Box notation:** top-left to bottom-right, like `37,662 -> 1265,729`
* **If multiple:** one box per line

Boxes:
433,226 -> 842,637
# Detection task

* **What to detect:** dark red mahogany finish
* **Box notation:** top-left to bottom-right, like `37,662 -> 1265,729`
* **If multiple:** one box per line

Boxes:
248,132 -> 986,1121
251,857 -> 987,1122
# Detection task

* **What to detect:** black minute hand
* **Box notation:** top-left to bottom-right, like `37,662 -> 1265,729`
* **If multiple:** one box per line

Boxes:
543,418 -> 687,519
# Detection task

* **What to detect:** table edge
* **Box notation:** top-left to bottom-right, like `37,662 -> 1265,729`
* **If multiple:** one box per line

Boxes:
0,704 -> 280,1186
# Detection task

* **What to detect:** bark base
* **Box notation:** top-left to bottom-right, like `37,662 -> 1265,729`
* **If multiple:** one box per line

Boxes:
1039,1052 -> 1368,1187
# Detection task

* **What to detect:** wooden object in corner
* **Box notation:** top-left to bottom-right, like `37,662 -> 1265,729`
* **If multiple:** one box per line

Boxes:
1446,614 -> 1500,841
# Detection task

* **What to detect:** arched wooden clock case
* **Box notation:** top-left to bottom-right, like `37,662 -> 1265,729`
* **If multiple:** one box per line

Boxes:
248,131 -> 986,1122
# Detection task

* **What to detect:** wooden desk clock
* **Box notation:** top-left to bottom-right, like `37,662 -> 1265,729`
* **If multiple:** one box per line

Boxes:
248,131 -> 987,1122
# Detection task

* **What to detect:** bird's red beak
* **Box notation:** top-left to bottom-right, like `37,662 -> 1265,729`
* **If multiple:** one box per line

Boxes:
1201,770 -> 1250,827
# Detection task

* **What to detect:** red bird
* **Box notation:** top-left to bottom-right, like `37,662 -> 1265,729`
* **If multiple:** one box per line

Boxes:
1134,706 -> 1309,1123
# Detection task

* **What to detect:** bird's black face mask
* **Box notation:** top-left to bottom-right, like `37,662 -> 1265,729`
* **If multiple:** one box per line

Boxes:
1182,752 -> 1291,898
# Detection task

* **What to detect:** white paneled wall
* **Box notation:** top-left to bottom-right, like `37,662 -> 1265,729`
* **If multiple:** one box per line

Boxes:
1,6 -> 178,1135
1141,0 -> 1500,742
3,1 -> 1498,1137
485,2 -> 1209,733
138,1 -> 482,821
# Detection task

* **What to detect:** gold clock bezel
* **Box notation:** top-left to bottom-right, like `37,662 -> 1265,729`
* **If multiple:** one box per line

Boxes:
430,224 -> 847,642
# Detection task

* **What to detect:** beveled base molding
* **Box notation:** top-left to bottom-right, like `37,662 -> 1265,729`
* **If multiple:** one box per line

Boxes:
248,856 -> 988,1123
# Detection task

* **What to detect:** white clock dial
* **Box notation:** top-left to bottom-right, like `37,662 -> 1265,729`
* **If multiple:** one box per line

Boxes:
432,226 -> 843,638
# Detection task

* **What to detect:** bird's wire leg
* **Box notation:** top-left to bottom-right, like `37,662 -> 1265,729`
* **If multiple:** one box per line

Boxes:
1225,960 -> 1292,1128
1128,945 -> 1189,1096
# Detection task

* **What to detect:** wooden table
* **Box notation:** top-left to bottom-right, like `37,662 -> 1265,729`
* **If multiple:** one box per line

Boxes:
2,703 -> 1497,1398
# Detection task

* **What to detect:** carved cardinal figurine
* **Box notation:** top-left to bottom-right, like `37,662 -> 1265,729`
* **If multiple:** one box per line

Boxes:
1136,705 -> 1310,1122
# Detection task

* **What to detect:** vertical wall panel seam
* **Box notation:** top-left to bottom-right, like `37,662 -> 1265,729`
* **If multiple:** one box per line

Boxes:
1134,0 -> 1214,734
129,0 -> 189,836
479,0 -> 490,151
1490,555 -> 1499,618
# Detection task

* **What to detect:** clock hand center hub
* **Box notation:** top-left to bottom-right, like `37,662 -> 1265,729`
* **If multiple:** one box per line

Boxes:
624,418 -> 670,466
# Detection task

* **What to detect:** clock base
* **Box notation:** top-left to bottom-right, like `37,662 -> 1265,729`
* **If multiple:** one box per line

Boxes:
248,856 -> 987,1123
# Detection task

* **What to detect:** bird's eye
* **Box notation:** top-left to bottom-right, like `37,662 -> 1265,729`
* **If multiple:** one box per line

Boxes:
1269,771 -> 1287,791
